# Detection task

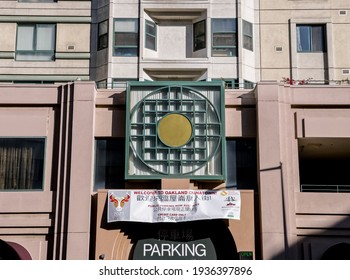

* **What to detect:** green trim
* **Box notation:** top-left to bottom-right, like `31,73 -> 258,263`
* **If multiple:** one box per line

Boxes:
55,52 -> 90,59
0,16 -> 91,23
0,52 -> 15,59
125,81 -> 226,181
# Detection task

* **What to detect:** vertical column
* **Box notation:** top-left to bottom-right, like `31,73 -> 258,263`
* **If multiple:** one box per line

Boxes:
255,82 -> 287,259
65,82 -> 96,259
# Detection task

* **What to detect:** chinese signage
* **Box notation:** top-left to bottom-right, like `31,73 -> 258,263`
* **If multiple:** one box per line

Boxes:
107,189 -> 241,223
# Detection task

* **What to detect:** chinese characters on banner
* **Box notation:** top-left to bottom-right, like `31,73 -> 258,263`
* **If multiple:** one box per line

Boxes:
107,189 -> 241,223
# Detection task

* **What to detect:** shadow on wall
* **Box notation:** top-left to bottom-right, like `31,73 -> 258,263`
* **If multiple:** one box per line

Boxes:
270,226 -> 350,260
260,163 -> 350,260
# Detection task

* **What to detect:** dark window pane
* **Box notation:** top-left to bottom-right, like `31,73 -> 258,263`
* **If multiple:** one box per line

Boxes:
95,139 -> 125,190
0,138 -> 45,191
226,138 -> 257,190
312,25 -> 324,52
145,35 -> 156,50
243,35 -> 253,51
146,22 -> 156,35
297,25 -> 325,52
193,20 -> 206,51
213,33 -> 236,47
98,34 -> 108,50
212,19 -> 236,33
115,33 -> 138,46
114,47 -> 138,56
243,20 -> 253,36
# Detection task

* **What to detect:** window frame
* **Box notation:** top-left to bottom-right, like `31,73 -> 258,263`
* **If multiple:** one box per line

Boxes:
113,18 -> 139,57
98,19 -> 108,51
211,18 -> 237,57
296,24 -> 326,53
193,20 -> 206,52
0,137 -> 46,191
145,20 -> 157,51
242,20 -> 253,51
16,23 -> 56,61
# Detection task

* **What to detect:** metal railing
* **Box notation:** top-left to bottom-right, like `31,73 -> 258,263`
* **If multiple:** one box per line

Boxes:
301,184 -> 350,193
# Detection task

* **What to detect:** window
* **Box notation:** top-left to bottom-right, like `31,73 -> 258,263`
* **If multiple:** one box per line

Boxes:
243,20 -> 253,51
193,20 -> 206,51
16,24 -> 56,61
213,79 -> 239,89
98,20 -> 108,50
94,139 -> 125,190
297,24 -> 326,52
96,80 -> 107,89
0,138 -> 45,191
226,138 -> 257,189
114,19 -> 139,57
244,80 -> 255,89
112,78 -> 137,88
145,20 -> 157,51
212,19 -> 237,56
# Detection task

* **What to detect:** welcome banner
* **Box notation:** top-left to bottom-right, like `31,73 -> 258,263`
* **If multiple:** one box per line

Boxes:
107,189 -> 240,223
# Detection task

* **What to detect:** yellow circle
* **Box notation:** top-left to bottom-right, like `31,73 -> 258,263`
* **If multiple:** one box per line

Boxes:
158,113 -> 192,147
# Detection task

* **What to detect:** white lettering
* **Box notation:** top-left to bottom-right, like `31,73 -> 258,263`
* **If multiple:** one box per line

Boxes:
143,243 -> 207,257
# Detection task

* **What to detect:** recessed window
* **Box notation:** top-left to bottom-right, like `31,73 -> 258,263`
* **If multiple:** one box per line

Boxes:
226,138 -> 257,190
94,139 -> 125,190
244,80 -> 255,89
16,24 -> 56,61
98,20 -> 108,50
112,78 -> 138,88
213,79 -> 239,89
297,24 -> 326,52
145,20 -> 157,51
193,20 -> 206,51
299,138 -> 350,193
243,20 -> 253,51
113,19 -> 139,57
212,19 -> 237,57
0,138 -> 45,191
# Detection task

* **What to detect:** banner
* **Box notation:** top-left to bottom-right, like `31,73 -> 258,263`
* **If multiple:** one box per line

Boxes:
107,189 -> 240,223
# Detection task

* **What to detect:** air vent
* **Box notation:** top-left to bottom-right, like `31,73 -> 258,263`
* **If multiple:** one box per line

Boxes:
66,45 -> 75,51
342,69 -> 350,75
339,10 -> 347,16
275,46 -> 283,52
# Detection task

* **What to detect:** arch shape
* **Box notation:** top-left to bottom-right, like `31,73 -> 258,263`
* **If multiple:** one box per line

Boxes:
321,242 -> 350,260
0,239 -> 32,260
110,219 -> 239,260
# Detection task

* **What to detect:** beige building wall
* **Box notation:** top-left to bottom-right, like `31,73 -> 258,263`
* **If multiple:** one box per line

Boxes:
0,1 -> 91,82
259,0 -> 350,83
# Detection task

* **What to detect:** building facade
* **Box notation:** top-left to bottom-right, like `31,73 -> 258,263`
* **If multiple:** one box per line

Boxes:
0,0 -> 350,260
90,0 -> 259,88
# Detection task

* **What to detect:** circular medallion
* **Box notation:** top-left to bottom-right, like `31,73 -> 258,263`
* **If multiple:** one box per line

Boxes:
158,113 -> 192,147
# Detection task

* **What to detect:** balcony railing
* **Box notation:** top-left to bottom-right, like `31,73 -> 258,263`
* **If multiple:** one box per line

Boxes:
301,184 -> 350,193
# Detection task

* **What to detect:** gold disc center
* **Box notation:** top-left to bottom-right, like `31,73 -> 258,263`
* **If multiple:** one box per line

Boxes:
158,113 -> 192,147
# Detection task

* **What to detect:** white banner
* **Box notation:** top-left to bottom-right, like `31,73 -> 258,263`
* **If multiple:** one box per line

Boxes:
107,189 -> 240,223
